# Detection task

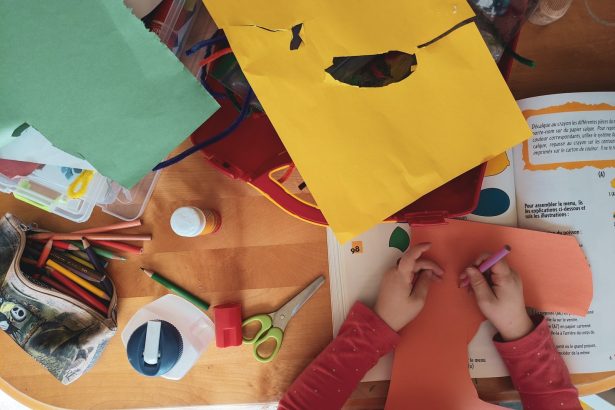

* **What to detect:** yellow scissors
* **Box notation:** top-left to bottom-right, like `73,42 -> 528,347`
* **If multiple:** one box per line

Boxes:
242,275 -> 325,363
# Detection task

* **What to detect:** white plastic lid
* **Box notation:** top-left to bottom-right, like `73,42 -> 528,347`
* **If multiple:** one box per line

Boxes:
170,207 -> 205,237
121,294 -> 215,381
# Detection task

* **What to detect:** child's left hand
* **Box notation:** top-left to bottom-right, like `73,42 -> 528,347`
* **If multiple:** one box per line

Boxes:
374,243 -> 444,331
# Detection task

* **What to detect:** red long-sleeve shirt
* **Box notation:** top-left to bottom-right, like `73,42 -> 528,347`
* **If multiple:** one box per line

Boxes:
279,302 -> 581,410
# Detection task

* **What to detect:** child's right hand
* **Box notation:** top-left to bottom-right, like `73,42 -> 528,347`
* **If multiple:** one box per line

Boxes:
459,254 -> 534,341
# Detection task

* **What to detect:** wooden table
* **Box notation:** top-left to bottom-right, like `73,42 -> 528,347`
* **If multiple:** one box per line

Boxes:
1,1 -> 615,409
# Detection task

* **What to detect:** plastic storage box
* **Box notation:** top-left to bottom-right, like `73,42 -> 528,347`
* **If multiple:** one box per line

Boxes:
145,0 -> 199,55
0,166 -> 160,223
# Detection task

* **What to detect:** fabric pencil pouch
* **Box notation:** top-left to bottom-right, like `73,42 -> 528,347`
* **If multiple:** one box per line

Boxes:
0,213 -> 118,384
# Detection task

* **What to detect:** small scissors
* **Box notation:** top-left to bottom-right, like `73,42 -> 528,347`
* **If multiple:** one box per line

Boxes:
242,275 -> 325,363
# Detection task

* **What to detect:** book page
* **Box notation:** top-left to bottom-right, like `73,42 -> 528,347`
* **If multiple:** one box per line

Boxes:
327,223 -> 410,381
512,92 -> 615,374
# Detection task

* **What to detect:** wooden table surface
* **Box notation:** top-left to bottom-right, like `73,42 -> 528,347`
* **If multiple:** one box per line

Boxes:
1,2 -> 615,409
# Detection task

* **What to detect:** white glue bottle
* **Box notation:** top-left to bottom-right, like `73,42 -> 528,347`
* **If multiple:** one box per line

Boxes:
170,206 -> 222,237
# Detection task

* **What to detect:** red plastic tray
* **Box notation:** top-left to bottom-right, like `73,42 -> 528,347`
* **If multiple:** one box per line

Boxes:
191,82 -> 485,226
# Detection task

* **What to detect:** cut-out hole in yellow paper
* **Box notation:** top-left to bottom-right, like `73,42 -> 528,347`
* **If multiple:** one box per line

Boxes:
290,23 -> 303,50
325,51 -> 417,88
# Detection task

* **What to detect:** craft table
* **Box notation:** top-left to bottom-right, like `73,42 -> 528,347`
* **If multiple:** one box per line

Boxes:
1,1 -> 615,408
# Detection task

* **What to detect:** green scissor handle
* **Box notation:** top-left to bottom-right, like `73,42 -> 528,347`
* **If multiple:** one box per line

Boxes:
242,314 -> 273,344
252,327 -> 284,363
242,314 -> 284,363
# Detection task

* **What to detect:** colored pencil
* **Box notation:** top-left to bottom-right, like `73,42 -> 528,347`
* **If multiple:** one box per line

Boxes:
29,233 -> 151,241
51,256 -> 105,285
100,277 -> 114,298
29,220 -> 143,240
460,245 -> 512,288
46,260 -> 110,301
20,256 -> 39,266
48,258 -> 108,295
478,245 -> 512,273
82,239 -> 107,274
70,250 -> 108,268
37,239 -> 53,268
73,250 -> 91,262
65,253 -> 95,270
70,241 -> 126,261
53,240 -> 80,251
72,220 -> 142,234
30,239 -> 80,251
35,273 -> 80,300
90,240 -> 143,255
46,269 -> 107,315
49,251 -> 105,281
141,268 -> 210,310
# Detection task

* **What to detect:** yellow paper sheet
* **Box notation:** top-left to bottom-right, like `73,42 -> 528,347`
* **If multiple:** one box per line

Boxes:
202,0 -> 532,242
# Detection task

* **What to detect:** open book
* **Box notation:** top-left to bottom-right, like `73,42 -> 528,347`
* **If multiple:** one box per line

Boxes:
327,92 -> 615,381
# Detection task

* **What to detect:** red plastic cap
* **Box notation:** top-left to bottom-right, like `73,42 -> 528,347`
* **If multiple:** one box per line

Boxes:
214,303 -> 243,348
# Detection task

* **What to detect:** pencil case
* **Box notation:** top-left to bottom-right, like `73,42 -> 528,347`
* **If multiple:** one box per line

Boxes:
0,213 -> 118,384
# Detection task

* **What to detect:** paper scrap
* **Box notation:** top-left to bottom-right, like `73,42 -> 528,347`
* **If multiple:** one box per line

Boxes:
202,0 -> 532,242
0,0 -> 219,188
385,219 -> 592,409
0,126 -> 95,171
0,159 -> 41,179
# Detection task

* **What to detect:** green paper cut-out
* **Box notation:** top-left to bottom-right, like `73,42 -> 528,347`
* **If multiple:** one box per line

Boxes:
389,226 -> 410,252
11,123 -> 29,137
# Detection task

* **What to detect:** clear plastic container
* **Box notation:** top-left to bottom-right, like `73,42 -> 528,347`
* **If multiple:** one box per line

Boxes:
145,0 -> 199,55
0,165 -> 160,223
529,0 -> 573,25
101,171 -> 161,221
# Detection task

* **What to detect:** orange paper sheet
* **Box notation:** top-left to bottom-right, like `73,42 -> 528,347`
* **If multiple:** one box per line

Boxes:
385,219 -> 593,410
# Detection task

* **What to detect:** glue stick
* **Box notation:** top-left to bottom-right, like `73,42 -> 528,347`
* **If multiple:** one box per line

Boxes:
170,206 -> 221,237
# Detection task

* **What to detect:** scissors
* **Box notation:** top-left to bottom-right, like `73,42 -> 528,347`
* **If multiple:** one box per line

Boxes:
242,275 -> 325,363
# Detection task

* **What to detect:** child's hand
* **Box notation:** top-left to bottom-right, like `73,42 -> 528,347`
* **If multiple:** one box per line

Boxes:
459,254 -> 534,341
374,243 -> 444,332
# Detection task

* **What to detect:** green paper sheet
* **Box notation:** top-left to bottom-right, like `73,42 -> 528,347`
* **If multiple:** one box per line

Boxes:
0,0 -> 219,187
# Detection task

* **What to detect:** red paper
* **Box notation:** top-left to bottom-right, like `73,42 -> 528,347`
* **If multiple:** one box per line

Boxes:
385,219 -> 592,409
0,159 -> 41,178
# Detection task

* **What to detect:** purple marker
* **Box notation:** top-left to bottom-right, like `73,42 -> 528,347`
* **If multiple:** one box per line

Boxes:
478,245 -> 512,273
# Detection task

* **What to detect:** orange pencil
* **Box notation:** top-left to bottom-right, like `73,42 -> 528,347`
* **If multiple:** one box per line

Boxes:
29,220 -> 143,240
90,240 -> 143,255
29,233 -> 151,241
72,220 -> 142,234
37,239 -> 53,268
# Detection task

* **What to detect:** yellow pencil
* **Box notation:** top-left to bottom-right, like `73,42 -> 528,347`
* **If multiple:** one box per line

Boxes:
65,253 -> 95,270
46,260 -> 110,301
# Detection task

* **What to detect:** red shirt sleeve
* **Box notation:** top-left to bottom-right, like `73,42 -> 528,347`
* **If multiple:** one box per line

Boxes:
279,302 -> 399,410
494,315 -> 582,410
